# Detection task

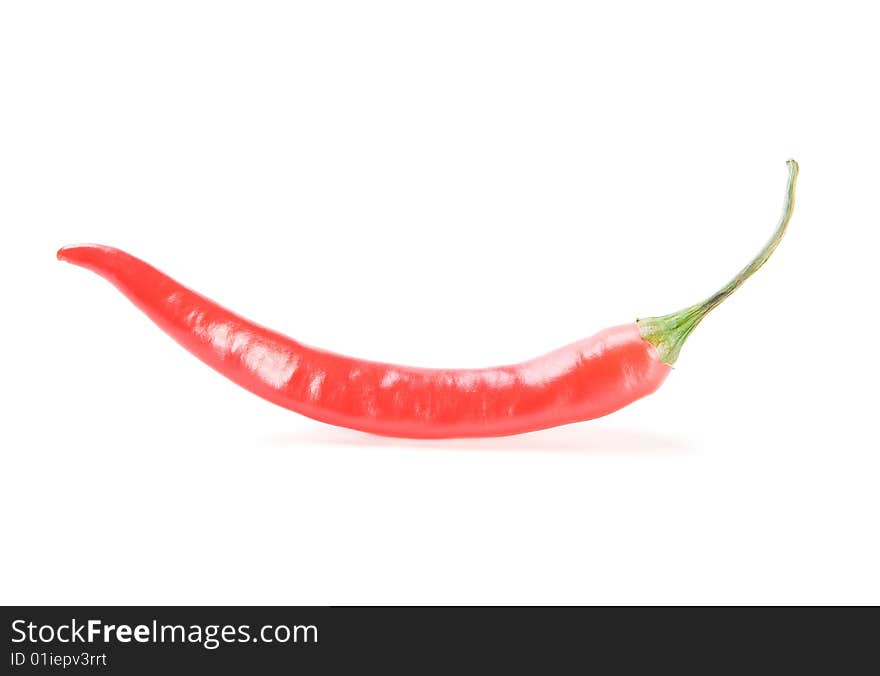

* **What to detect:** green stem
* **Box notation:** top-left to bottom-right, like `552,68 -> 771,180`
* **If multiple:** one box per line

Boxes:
637,159 -> 799,365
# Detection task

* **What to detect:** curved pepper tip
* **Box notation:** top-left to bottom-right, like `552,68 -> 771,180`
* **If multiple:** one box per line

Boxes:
57,243 -> 118,266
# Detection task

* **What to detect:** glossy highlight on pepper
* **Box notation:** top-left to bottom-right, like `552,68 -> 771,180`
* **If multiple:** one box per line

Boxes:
58,160 -> 798,439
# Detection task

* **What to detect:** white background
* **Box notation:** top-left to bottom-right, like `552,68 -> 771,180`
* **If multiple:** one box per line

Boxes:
1,1 -> 878,605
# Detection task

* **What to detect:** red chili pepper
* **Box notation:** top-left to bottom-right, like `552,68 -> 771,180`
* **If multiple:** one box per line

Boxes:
58,160 -> 798,439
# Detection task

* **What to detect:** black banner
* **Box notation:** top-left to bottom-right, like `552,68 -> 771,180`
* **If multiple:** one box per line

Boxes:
2,606 -> 874,673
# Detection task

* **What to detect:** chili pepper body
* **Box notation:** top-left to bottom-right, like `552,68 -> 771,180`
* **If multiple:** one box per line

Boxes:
58,160 -> 798,439
57,245 -> 669,438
